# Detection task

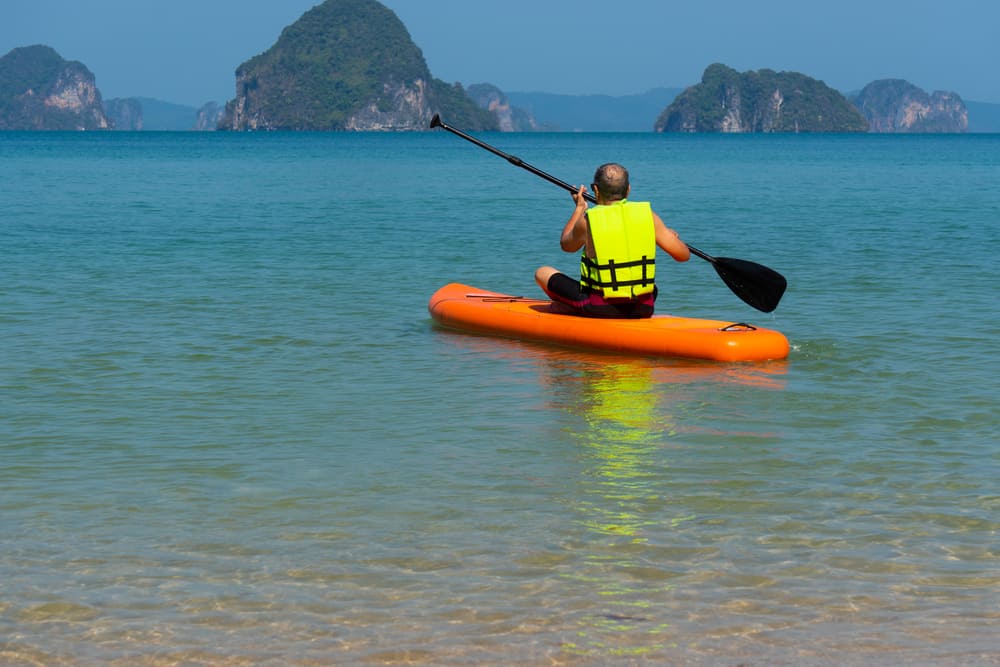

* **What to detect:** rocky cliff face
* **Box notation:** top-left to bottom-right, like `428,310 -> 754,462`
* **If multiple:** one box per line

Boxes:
104,98 -> 143,130
466,83 -> 538,131
194,102 -> 225,131
851,79 -> 967,132
655,64 -> 868,133
221,0 -> 495,131
0,45 -> 109,130
342,79 -> 431,131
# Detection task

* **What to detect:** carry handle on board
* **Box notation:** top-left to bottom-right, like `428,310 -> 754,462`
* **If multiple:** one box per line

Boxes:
430,114 -> 787,313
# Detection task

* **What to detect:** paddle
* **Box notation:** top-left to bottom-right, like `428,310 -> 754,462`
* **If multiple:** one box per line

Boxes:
429,114 -> 787,313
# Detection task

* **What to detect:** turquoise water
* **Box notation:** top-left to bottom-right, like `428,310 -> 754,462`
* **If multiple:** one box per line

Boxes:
1,131 -> 998,666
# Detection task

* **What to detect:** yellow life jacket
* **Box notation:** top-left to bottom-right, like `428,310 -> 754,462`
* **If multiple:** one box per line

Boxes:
580,200 -> 656,299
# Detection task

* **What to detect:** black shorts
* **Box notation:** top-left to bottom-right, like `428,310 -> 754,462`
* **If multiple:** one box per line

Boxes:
542,272 -> 656,319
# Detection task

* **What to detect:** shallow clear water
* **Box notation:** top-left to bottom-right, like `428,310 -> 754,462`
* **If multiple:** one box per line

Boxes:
1,131 -> 998,665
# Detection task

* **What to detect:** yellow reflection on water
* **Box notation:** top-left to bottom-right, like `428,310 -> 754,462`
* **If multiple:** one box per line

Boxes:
540,351 -> 785,660
554,359 -> 690,658
433,332 -> 787,659
572,361 -> 678,542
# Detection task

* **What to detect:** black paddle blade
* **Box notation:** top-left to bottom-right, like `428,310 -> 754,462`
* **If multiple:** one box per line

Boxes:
712,257 -> 787,313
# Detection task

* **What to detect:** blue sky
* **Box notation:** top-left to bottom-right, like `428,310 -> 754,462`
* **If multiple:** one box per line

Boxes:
4,0 -> 998,107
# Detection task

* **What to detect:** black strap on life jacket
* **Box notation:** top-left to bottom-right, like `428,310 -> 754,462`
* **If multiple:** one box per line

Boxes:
581,255 -> 654,291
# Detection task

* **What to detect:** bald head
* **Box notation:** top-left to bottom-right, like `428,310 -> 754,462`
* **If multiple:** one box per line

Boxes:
592,163 -> 630,202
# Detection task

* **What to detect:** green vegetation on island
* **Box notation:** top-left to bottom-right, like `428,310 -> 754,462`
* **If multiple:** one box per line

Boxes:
655,63 -> 868,133
221,0 -> 496,131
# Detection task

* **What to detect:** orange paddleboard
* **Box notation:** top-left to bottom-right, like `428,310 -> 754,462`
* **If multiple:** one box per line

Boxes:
428,283 -> 789,362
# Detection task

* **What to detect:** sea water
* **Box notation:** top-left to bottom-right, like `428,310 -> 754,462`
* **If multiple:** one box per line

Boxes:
1,131 -> 997,666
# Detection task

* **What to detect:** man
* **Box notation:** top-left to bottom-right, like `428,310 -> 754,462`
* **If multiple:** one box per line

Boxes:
535,163 -> 690,318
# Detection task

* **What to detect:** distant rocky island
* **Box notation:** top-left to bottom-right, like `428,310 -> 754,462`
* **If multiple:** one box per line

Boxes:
103,97 -> 143,130
219,0 -> 495,131
2,0 -> 997,133
466,83 -> 542,132
0,45 -> 109,130
655,64 -> 868,133
851,79 -> 967,132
